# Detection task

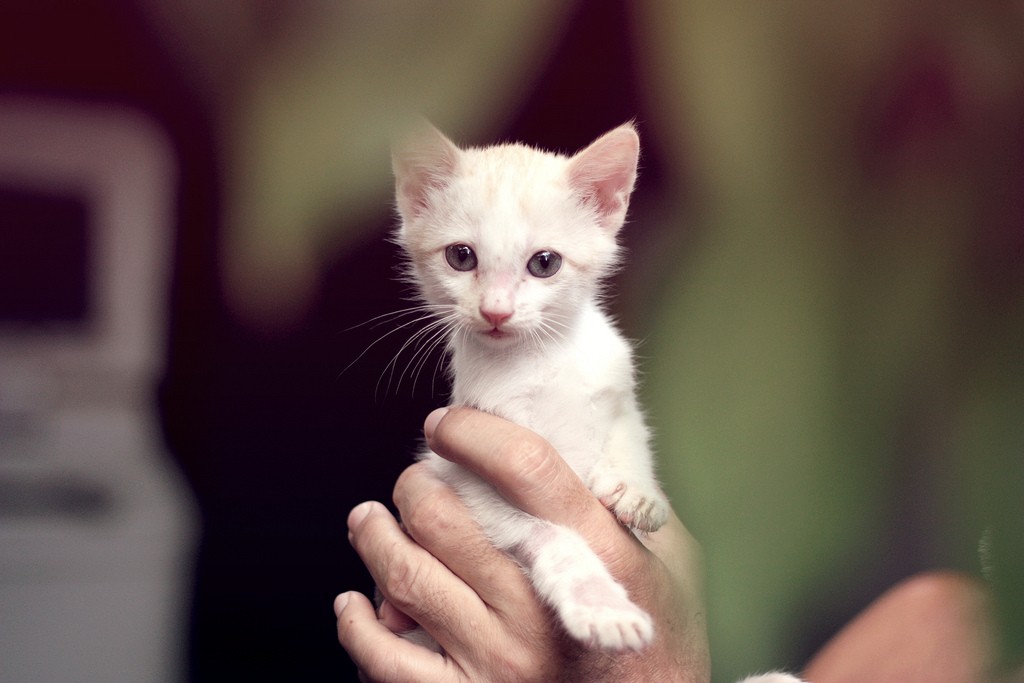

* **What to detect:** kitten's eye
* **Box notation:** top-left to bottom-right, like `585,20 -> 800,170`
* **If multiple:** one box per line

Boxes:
445,244 -> 477,271
527,250 -> 562,278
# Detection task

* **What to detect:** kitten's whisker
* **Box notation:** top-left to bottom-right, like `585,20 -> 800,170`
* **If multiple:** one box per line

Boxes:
416,329 -> 456,398
377,326 -> 430,398
537,318 -> 571,355
407,327 -> 448,389
378,313 -> 456,397
363,306 -> 456,399
342,317 -> 426,379
401,316 -> 458,395
430,338 -> 450,397
523,323 -> 540,349
393,312 -> 458,394
393,315 -> 451,367
346,303 -> 451,332
342,304 -> 453,380
546,311 -> 574,336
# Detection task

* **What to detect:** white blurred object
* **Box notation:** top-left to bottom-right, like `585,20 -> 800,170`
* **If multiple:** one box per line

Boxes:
0,96 -> 198,682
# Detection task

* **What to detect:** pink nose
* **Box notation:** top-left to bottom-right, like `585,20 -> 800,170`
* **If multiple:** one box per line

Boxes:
480,308 -> 512,328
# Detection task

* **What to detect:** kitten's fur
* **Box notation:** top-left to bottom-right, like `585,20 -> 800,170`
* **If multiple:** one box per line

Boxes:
390,121 -> 805,680
393,122 -> 667,650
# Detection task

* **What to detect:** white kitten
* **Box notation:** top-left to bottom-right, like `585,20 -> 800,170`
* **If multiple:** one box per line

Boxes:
389,123 -> 809,682
392,122 -> 669,650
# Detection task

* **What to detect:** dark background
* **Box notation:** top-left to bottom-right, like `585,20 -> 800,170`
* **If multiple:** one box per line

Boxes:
0,1 -> 666,679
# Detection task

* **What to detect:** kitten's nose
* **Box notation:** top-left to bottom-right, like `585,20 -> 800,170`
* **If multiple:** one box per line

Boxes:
480,308 -> 512,328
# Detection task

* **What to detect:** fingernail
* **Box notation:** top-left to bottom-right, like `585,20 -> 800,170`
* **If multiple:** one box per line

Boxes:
347,501 -> 375,532
423,407 -> 450,439
334,592 -> 350,617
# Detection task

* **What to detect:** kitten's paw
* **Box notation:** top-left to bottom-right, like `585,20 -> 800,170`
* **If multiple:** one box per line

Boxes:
559,586 -> 654,651
589,472 -> 670,533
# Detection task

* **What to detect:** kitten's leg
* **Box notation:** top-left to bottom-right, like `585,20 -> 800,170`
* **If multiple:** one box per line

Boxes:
588,402 -> 671,533
510,517 -> 654,651
433,457 -> 654,650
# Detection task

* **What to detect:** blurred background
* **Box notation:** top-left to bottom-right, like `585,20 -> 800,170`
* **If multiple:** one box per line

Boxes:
0,1 -> 1021,681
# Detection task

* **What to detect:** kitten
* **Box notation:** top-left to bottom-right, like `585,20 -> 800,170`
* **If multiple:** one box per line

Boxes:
389,123 -> 809,682
391,122 -> 669,650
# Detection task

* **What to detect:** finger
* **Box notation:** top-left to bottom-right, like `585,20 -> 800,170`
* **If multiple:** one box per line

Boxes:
638,511 -> 702,581
425,407 -> 605,526
393,461 -> 541,619
632,511 -> 707,622
378,599 -> 418,634
425,407 -> 638,562
346,500 -> 491,655
335,591 -> 459,683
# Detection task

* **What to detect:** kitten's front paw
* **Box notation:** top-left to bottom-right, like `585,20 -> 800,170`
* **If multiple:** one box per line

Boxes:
589,472 -> 670,533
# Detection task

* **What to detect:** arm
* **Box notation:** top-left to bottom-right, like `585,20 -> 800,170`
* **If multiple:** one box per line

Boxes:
335,406 -> 710,683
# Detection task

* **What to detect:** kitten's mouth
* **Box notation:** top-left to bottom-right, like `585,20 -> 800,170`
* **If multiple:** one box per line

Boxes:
481,326 -> 513,340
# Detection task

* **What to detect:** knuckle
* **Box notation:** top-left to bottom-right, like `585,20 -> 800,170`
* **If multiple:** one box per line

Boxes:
402,485 -> 453,542
492,640 -> 556,683
392,462 -> 429,509
362,647 -> 404,683
381,546 -> 429,611
500,435 -> 560,492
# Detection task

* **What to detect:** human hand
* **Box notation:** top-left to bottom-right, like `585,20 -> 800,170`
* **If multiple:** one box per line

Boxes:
335,406 -> 710,683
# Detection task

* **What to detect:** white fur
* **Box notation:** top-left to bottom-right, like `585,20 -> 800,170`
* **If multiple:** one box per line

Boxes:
392,123 -> 670,651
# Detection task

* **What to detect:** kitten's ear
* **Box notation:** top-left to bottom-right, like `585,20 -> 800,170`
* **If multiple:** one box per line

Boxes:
568,122 -> 640,233
392,121 -> 461,220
